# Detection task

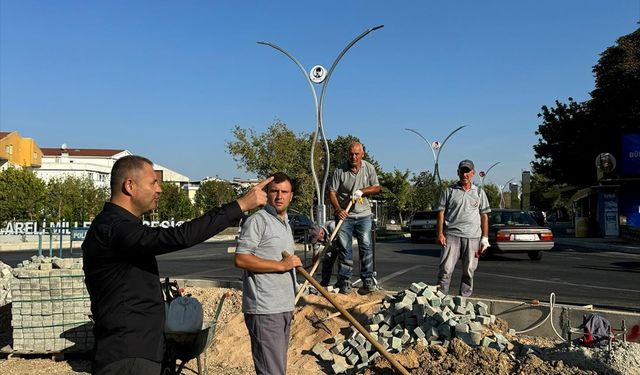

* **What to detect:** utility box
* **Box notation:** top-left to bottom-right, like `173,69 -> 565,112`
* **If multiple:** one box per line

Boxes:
10,257 -> 93,353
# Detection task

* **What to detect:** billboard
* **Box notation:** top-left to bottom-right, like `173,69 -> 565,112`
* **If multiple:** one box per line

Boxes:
622,134 -> 640,176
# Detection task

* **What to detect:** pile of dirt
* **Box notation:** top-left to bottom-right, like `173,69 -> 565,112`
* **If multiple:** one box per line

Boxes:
205,287 -> 640,375
0,285 -> 639,375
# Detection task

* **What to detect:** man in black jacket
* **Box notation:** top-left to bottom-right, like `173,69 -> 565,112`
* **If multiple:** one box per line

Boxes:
82,155 -> 272,375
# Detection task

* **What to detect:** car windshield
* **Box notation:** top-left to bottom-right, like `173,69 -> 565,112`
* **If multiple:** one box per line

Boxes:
490,211 -> 539,226
412,211 -> 438,220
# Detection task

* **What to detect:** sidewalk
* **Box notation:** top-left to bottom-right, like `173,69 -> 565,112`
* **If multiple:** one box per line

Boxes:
554,236 -> 640,255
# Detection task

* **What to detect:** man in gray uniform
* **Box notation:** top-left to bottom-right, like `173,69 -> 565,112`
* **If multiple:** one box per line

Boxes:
235,172 -> 302,375
329,141 -> 381,294
436,160 -> 491,297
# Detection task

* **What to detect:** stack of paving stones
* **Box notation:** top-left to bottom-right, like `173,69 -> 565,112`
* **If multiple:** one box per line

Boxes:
312,282 -> 516,374
10,256 -> 93,353
0,261 -> 13,331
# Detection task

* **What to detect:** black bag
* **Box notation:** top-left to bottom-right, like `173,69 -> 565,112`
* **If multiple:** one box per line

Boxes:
161,277 -> 182,305
581,313 -> 612,346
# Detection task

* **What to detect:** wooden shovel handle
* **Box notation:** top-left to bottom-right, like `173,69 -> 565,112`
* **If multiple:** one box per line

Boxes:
294,200 -> 354,304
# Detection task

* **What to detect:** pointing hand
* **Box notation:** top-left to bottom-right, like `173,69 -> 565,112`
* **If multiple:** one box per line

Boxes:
237,176 -> 274,212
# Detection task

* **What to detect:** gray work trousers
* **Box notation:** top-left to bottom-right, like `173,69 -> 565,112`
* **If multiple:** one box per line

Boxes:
244,311 -> 293,375
437,234 -> 479,297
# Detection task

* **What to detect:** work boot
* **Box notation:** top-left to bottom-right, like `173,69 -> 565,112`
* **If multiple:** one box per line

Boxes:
358,278 -> 376,295
335,280 -> 351,295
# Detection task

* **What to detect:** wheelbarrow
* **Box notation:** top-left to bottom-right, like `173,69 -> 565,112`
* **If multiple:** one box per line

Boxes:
164,292 -> 232,375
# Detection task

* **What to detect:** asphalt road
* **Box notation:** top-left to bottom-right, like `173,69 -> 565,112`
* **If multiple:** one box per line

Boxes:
2,239 -> 639,312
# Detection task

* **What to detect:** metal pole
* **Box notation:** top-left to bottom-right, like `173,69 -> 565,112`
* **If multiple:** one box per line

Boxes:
479,161 -> 501,193
258,25 -> 384,225
405,125 -> 467,185
499,178 -> 514,209
38,233 -> 42,257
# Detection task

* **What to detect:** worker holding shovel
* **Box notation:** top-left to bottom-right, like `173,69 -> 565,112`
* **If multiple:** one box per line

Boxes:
329,141 -> 381,294
234,172 -> 302,375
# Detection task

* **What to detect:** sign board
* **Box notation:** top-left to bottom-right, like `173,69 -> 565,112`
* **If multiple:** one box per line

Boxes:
71,228 -> 89,241
309,65 -> 326,83
622,134 -> 640,176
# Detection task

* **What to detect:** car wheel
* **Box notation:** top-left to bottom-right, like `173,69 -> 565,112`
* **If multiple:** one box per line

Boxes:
410,233 -> 418,243
528,251 -> 542,260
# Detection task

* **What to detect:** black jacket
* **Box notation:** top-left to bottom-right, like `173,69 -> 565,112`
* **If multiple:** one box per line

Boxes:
82,201 -> 242,371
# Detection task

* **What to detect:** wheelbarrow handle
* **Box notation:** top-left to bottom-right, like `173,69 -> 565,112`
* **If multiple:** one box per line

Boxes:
213,292 -> 233,323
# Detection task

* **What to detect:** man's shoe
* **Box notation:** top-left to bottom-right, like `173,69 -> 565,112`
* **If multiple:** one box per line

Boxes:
335,280 -> 351,295
338,284 -> 352,294
359,278 -> 376,294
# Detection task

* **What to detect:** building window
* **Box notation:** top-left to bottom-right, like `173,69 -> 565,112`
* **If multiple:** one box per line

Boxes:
5,145 -> 12,154
34,152 -> 38,160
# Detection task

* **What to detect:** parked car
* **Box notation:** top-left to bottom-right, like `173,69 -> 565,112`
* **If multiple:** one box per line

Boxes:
409,210 -> 439,242
288,210 -> 313,243
486,209 -> 554,260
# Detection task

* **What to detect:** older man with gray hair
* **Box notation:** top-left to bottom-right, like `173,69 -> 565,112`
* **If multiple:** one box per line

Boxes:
435,159 -> 491,297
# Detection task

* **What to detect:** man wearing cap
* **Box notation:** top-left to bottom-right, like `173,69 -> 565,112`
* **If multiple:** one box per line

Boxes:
435,159 -> 491,296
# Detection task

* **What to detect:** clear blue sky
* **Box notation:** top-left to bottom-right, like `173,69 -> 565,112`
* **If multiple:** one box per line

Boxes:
1,1 -> 639,187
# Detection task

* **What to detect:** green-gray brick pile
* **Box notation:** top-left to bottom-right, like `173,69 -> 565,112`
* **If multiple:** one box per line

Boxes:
10,256 -> 93,353
313,282 -> 516,374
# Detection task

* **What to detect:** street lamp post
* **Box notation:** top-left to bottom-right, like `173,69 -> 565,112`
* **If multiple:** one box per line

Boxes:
478,161 -> 500,192
405,126 -> 467,185
258,25 -> 384,225
499,178 -> 515,209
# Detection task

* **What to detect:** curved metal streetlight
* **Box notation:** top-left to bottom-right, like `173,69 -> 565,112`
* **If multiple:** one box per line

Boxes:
258,25 -> 384,225
405,125 -> 468,185
499,178 -> 515,209
478,161 -> 500,193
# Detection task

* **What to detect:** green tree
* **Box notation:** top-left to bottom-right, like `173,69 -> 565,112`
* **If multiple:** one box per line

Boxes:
533,98 -> 595,186
408,171 -> 440,211
157,182 -> 194,220
533,27 -> 640,186
481,183 -> 501,209
227,121 -> 317,214
44,176 -> 108,223
0,166 -> 46,222
378,169 -> 411,223
194,179 -> 237,214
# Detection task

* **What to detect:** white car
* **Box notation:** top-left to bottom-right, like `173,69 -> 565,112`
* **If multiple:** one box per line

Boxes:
409,210 -> 438,242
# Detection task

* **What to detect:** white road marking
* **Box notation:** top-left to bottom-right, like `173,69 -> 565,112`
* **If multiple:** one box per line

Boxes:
377,265 -> 425,283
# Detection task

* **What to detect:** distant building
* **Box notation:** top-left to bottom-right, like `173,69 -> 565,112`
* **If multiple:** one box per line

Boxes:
37,145 -> 189,189
37,146 -> 131,188
0,131 -> 43,170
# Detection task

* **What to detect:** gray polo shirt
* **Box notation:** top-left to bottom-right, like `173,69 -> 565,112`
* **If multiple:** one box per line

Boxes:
236,205 -> 296,314
329,160 -> 380,218
436,183 -> 491,238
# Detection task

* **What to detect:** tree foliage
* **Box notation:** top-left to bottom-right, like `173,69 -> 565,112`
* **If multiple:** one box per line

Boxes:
480,183 -> 501,209
378,169 -> 411,222
408,171 -> 439,212
157,182 -> 194,220
533,27 -> 640,186
194,179 -> 237,214
0,167 -> 46,222
44,175 -> 108,223
227,121 -> 315,213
